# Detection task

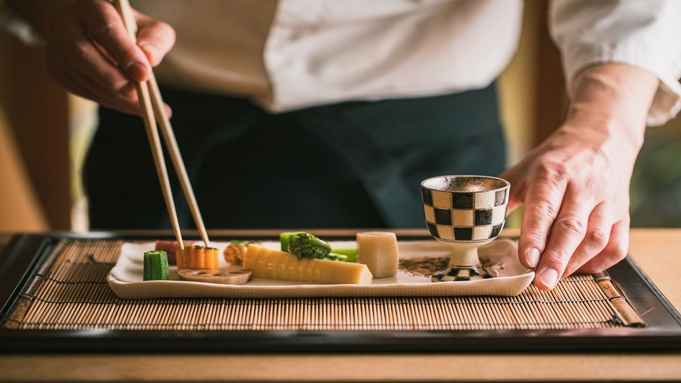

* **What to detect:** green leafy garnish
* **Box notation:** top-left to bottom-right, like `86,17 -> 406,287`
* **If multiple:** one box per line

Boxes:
287,232 -> 332,260
280,232 -> 357,262
280,232 -> 304,252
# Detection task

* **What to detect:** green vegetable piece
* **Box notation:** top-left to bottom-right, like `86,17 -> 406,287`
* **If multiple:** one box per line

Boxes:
144,250 -> 169,281
280,232 -> 305,252
287,232 -> 332,260
280,232 -> 356,262
329,248 -> 358,263
323,252 -> 348,262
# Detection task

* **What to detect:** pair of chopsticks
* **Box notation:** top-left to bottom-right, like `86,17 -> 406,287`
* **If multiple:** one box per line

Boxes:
113,0 -> 209,249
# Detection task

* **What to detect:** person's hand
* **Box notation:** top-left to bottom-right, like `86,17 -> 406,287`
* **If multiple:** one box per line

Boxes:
13,0 -> 175,115
500,63 -> 659,290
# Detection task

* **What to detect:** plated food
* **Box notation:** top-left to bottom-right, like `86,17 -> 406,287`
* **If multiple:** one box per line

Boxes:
356,232 -> 399,278
143,250 -> 169,281
143,232 -> 401,287
176,245 -> 219,269
223,241 -> 251,266
108,237 -> 534,299
243,244 -> 373,284
177,267 -> 252,284
154,240 -> 195,264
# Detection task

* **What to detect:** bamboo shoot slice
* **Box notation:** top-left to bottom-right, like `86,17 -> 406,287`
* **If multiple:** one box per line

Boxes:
243,245 -> 373,284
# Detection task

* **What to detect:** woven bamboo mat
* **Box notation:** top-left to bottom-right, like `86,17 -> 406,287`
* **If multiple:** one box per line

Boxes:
3,239 -> 644,331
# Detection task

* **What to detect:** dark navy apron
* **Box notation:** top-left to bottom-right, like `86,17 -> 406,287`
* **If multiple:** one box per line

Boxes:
84,82 -> 506,229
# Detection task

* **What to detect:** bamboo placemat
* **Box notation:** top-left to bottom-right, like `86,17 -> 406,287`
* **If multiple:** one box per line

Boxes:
3,239 -> 644,331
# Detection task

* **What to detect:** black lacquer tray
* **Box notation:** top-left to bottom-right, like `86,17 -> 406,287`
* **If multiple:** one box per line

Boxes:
1,231 -> 680,353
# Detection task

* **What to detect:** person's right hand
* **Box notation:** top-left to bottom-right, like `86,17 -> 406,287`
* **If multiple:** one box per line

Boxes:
44,0 -> 175,115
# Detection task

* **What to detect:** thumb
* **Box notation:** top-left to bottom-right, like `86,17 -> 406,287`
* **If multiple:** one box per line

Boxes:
134,12 -> 176,67
498,169 -> 524,213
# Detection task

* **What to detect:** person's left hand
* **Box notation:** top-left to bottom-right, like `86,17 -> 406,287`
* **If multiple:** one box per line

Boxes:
500,63 -> 659,290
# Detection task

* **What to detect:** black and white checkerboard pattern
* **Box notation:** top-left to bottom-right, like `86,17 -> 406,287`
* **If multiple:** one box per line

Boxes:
432,265 -> 485,281
421,187 -> 508,242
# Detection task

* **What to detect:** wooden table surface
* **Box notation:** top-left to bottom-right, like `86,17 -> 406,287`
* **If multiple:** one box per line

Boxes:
1,228 -> 680,382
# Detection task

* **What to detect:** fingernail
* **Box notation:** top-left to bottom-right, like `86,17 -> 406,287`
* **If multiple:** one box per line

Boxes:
526,248 -> 540,268
127,62 -> 148,82
539,269 -> 559,289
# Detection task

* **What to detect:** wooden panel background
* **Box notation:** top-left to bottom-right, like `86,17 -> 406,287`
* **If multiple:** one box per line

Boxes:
0,35 -> 70,230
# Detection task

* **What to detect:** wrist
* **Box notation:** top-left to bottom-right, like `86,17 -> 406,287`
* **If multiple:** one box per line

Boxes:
566,63 -> 658,148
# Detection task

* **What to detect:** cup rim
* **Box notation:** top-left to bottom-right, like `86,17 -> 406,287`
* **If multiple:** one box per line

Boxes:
421,175 -> 510,193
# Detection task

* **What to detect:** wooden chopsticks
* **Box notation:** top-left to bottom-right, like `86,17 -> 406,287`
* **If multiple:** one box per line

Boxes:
113,0 -> 210,248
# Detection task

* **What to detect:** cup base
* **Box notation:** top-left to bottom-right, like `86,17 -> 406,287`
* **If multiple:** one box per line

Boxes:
429,240 -> 498,282
431,263 -> 497,282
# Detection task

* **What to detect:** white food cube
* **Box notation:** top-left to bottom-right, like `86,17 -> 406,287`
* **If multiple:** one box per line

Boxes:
356,232 -> 399,278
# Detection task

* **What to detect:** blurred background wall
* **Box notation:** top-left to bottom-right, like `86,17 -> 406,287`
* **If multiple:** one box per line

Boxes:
1,0 -> 679,233
0,26 -> 69,232
0,102 -> 49,231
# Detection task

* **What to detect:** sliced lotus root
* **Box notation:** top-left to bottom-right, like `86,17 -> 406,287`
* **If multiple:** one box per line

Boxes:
177,267 -> 252,285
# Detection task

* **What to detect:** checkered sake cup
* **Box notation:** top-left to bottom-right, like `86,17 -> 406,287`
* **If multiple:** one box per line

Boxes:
421,175 -> 510,243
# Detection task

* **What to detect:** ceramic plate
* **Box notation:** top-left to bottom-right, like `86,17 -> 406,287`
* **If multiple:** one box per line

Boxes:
107,238 -> 534,299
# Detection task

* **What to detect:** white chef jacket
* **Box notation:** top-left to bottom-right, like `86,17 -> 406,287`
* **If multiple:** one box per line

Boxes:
550,0 -> 681,126
4,0 -> 681,125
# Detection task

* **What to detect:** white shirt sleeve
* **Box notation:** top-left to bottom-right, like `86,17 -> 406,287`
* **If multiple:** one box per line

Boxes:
0,1 -> 45,46
549,0 -> 681,126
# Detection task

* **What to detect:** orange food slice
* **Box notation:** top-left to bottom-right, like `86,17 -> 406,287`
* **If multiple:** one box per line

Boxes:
176,245 -> 219,270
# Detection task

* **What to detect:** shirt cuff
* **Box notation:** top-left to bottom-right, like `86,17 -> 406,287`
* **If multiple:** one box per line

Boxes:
550,0 -> 681,126
0,1 -> 45,46
565,51 -> 681,127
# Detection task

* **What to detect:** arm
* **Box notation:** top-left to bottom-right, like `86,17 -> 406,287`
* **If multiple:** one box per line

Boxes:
500,63 -> 658,290
7,0 -> 175,115
500,0 -> 681,290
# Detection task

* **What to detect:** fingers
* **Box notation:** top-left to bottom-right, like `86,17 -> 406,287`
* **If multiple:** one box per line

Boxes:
136,12 -> 176,67
576,220 -> 628,275
50,65 -> 142,115
47,26 -> 132,96
515,177 -> 627,290
561,202 -> 611,277
532,182 -> 604,290
76,0 -> 150,81
78,2 -> 176,73
505,107 -> 640,291
45,0 -> 140,111
46,8 -> 141,114
511,157 -> 627,291
517,161 -> 568,271
43,0 -> 175,116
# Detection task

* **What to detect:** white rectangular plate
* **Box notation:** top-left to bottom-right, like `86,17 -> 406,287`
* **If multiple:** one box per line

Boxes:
107,239 -> 534,299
